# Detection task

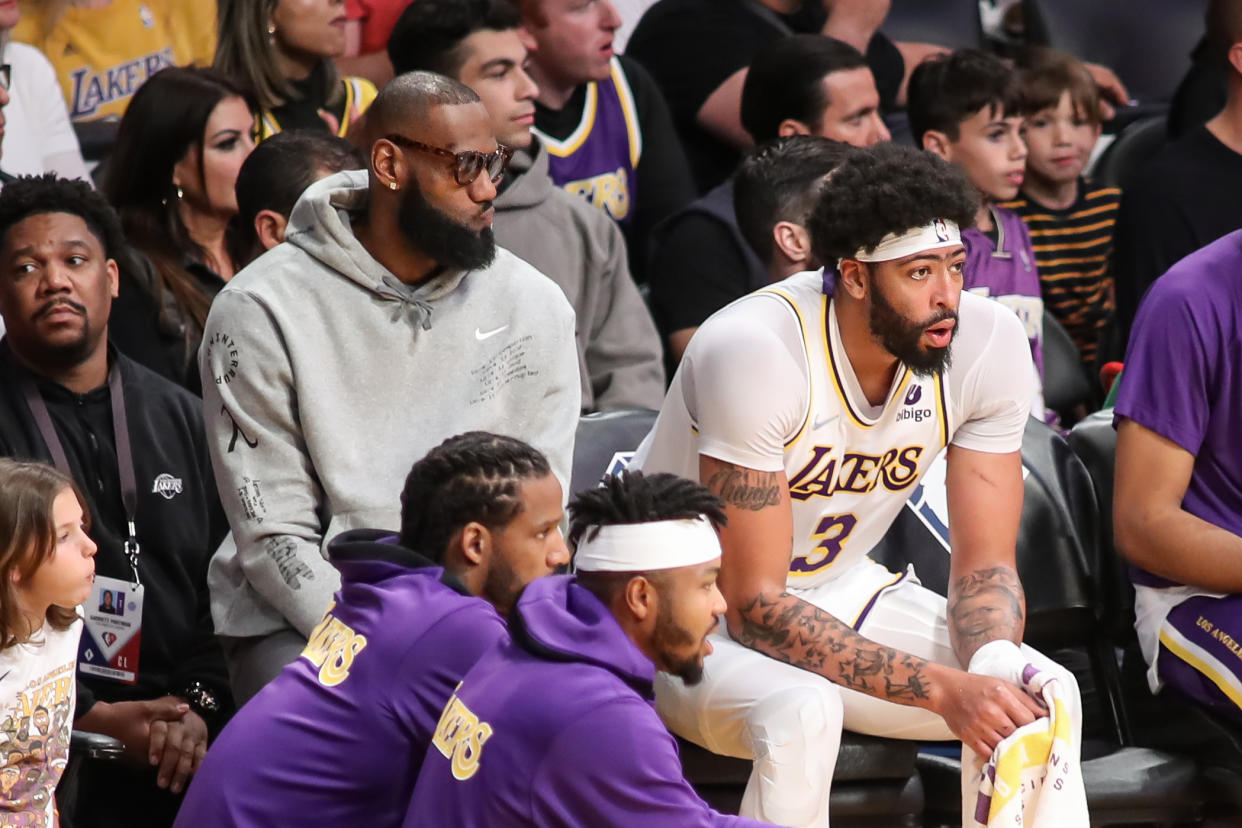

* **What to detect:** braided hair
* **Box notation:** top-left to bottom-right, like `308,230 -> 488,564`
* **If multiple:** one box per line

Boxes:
568,471 -> 726,547
399,432 -> 552,562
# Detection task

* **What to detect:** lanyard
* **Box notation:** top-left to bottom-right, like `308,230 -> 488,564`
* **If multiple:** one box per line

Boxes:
21,363 -> 142,586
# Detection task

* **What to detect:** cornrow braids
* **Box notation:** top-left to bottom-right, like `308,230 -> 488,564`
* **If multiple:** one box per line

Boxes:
567,471 -> 726,548
399,432 -> 552,562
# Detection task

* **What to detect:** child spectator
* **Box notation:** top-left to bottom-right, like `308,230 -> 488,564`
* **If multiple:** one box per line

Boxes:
103,67 -> 256,393
909,48 -> 1046,416
0,460 -> 95,824
12,0 -> 216,124
215,0 -> 376,141
1004,47 -> 1120,371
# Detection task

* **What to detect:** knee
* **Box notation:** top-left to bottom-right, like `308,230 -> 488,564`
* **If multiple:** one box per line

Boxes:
747,682 -> 844,757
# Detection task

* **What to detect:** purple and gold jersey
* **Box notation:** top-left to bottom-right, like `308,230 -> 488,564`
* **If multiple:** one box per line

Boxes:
533,57 -> 642,228
963,206 -> 1045,379
1118,229 -> 1242,576
174,531 -> 506,828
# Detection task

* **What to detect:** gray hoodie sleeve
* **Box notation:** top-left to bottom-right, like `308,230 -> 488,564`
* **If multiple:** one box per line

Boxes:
583,221 -> 667,412
200,289 -> 341,637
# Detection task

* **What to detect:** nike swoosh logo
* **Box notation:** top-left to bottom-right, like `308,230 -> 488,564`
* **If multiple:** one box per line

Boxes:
475,325 -> 508,341
812,413 -> 840,430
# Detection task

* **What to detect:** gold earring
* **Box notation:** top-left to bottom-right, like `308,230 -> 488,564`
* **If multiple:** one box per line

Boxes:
388,181 -> 399,191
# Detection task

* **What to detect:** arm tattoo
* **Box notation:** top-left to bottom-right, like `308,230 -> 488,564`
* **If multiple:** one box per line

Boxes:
732,591 -> 933,703
947,565 -> 1026,663
706,467 -> 781,511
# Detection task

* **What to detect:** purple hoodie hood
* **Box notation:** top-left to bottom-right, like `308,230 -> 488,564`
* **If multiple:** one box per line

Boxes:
509,575 -> 656,698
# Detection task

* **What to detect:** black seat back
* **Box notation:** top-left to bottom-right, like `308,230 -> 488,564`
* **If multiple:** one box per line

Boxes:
570,409 -> 658,497
1092,115 -> 1170,190
1066,410 -> 1131,627
1022,0 -> 1208,106
1043,310 -> 1095,419
881,0 -> 983,50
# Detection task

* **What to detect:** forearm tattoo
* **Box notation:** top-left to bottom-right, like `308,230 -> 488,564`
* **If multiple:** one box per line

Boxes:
705,467 -> 781,511
948,565 -> 1026,663
705,461 -> 931,703
733,592 -> 933,703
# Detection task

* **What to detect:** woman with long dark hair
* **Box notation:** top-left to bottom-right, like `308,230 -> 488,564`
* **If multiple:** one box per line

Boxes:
215,0 -> 376,141
103,66 -> 256,392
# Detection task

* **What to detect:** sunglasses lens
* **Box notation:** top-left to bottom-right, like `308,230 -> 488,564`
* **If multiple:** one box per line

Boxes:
455,153 -> 485,185
487,153 -> 508,182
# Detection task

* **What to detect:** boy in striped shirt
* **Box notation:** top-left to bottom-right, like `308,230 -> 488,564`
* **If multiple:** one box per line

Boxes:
1004,48 -> 1121,371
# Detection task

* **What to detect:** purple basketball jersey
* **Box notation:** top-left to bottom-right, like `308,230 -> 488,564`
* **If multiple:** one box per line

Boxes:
533,57 -> 641,228
1117,229 -> 1242,585
963,206 -> 1045,378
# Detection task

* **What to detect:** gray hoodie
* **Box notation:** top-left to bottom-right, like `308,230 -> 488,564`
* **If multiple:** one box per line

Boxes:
201,170 -> 580,638
494,141 -> 665,412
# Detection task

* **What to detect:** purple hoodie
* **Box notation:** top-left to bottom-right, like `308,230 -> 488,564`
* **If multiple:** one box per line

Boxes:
404,575 -> 769,827
175,530 -> 507,828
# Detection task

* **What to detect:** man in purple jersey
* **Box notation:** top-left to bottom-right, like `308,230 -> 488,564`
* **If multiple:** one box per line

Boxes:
406,471 -> 773,827
173,432 -> 570,828
1114,228 -> 1242,723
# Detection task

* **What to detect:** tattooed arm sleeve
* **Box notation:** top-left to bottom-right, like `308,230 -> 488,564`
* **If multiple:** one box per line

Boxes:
944,445 -> 1027,666
700,454 -> 938,708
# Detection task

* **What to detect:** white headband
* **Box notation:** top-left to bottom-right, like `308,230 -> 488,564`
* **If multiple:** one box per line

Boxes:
851,219 -> 961,263
573,516 -> 722,573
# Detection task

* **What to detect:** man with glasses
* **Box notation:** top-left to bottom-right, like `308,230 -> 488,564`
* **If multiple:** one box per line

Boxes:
388,0 -> 665,413
199,72 -> 580,706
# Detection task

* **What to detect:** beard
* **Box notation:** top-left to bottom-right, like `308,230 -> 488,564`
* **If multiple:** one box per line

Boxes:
652,598 -> 711,687
25,299 -> 96,369
397,180 -> 496,272
868,276 -> 957,377
482,551 -> 525,618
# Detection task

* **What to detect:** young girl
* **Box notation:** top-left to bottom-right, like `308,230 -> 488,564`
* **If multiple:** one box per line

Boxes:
0,459 -> 97,825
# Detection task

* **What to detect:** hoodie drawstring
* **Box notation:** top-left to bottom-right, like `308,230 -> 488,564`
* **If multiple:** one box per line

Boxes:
377,276 -> 435,331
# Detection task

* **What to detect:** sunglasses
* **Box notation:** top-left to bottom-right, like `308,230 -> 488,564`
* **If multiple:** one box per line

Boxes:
385,134 -> 513,186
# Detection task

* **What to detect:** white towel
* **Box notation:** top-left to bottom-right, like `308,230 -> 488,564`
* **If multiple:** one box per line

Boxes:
962,641 -> 1089,827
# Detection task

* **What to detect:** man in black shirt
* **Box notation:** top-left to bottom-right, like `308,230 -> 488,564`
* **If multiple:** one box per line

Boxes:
1112,0 -> 1242,352
0,175 -> 230,828
626,0 -> 916,194
649,35 -> 887,365
521,0 -> 694,281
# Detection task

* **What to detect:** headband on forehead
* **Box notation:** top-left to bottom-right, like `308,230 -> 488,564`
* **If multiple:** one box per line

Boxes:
851,219 -> 961,263
573,516 -> 722,574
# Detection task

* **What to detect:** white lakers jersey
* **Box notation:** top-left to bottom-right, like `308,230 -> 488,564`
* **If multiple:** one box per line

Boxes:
633,269 -> 1034,590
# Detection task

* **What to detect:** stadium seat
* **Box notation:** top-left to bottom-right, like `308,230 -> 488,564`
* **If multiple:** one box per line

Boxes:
1022,0 -> 1208,108
573,408 -> 926,824
570,408 -> 659,497
881,0 -> 983,51
872,418 -> 1206,825
1042,310 -> 1095,421
1091,114 -> 1170,190
58,730 -> 124,828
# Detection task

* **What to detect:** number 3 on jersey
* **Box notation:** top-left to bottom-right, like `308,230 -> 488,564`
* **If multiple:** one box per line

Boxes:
790,513 -> 858,575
